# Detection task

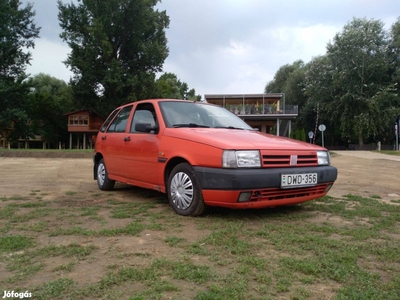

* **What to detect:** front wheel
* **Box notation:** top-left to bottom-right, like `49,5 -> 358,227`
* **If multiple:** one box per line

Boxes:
97,159 -> 115,191
167,163 -> 206,216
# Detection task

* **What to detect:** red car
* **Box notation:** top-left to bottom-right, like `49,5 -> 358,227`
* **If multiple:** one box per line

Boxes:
94,99 -> 337,216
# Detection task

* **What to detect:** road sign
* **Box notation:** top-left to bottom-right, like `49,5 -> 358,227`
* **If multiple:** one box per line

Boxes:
308,131 -> 314,143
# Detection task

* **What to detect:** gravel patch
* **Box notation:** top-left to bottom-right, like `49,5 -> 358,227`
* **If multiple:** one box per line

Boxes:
333,150 -> 400,161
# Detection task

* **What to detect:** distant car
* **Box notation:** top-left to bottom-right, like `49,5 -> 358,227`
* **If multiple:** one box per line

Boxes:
93,99 -> 337,216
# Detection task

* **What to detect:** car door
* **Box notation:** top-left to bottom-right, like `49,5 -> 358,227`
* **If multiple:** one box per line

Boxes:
102,105 -> 133,178
123,103 -> 161,185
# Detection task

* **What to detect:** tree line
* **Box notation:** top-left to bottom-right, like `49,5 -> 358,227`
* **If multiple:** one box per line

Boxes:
266,17 -> 400,147
0,0 -> 199,148
1,0 -> 400,148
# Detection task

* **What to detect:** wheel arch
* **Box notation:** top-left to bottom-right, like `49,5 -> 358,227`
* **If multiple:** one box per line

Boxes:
93,152 -> 104,180
165,158 -> 206,216
164,156 -> 190,188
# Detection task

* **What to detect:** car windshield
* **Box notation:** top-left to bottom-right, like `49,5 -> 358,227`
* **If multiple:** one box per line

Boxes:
159,101 -> 253,130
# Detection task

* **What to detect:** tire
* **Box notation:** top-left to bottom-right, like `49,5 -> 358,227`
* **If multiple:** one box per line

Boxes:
97,158 -> 115,191
167,163 -> 206,216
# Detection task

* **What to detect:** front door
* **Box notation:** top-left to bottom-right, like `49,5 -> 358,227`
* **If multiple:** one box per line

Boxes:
123,103 -> 161,186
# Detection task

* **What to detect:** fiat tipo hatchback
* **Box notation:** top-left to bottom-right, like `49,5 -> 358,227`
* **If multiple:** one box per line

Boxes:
94,99 -> 337,216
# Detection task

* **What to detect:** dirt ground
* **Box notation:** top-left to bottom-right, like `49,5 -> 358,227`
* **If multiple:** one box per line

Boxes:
0,151 -> 399,298
1,150 -> 400,202
328,151 -> 400,203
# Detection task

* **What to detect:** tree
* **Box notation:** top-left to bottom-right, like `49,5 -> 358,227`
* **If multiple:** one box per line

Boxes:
367,18 -> 400,145
154,72 -> 201,101
303,55 -> 343,146
265,60 -> 305,102
25,74 -> 73,147
389,17 -> 400,87
58,0 -> 170,115
0,0 -> 40,147
265,60 -> 308,134
325,18 -> 390,145
267,18 -> 400,147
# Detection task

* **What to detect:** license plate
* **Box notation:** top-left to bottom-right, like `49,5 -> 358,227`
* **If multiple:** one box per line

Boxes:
281,173 -> 317,188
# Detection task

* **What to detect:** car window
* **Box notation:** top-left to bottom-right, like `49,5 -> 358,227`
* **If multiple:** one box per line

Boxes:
130,103 -> 158,133
160,102 -> 209,127
107,105 -> 132,133
159,101 -> 252,129
100,108 -> 120,132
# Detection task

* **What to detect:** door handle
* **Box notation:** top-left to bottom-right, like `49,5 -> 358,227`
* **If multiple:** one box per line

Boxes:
124,137 -> 131,142
101,136 -> 106,140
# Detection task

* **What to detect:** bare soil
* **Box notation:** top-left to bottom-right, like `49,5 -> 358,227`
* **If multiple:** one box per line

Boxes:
329,151 -> 400,203
0,150 -> 399,298
1,150 -> 399,201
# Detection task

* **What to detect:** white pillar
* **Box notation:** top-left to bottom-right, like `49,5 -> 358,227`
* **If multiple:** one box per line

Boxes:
276,118 -> 280,136
261,124 -> 267,133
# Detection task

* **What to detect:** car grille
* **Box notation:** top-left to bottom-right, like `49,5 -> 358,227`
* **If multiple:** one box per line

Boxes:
261,151 -> 318,167
249,183 -> 329,202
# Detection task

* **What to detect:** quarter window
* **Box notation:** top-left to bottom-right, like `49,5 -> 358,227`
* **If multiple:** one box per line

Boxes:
100,109 -> 120,132
107,106 -> 133,133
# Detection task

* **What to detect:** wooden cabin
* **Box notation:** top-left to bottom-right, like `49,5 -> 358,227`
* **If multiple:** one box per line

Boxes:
64,110 -> 105,149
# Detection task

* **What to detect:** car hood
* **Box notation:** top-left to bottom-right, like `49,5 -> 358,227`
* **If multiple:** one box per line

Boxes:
163,128 -> 325,151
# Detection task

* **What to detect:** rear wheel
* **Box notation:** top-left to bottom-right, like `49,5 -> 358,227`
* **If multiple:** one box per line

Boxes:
97,159 -> 115,191
168,163 -> 206,216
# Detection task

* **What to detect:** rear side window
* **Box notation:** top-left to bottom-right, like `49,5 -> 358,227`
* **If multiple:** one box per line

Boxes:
107,106 -> 133,133
100,109 -> 120,132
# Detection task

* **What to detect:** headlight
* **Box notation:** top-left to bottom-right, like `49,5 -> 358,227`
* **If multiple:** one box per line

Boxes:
222,150 -> 261,168
317,151 -> 330,165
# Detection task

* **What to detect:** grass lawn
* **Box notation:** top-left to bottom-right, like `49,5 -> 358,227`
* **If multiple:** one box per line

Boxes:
0,190 -> 399,299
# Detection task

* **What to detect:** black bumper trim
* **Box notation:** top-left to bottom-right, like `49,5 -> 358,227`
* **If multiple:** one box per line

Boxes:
193,166 -> 337,190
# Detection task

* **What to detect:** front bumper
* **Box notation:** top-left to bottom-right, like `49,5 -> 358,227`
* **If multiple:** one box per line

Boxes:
193,165 -> 337,190
193,165 -> 337,208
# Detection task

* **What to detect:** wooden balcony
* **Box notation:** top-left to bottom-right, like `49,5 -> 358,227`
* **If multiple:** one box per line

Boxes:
204,93 -> 298,136
204,93 -> 298,117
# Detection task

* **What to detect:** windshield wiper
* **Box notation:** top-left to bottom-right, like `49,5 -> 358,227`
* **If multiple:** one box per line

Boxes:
173,123 -> 210,128
215,126 -> 245,130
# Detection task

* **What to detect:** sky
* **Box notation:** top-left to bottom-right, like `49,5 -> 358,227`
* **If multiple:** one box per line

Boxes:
21,0 -> 399,98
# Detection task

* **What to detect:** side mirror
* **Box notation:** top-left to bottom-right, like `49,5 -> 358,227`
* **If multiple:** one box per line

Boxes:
135,123 -> 158,133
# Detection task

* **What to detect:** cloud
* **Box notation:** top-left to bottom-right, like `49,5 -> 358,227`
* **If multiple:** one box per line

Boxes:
19,0 -> 400,97
25,38 -> 72,82
161,21 -> 341,95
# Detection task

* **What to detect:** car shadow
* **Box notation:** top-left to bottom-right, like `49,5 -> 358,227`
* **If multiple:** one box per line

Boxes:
107,184 -> 309,218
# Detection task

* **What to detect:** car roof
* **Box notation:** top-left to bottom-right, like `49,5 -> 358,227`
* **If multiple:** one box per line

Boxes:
116,99 -> 207,109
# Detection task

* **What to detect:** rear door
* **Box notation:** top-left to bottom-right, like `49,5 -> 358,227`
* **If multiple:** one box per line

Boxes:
102,105 -> 133,177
